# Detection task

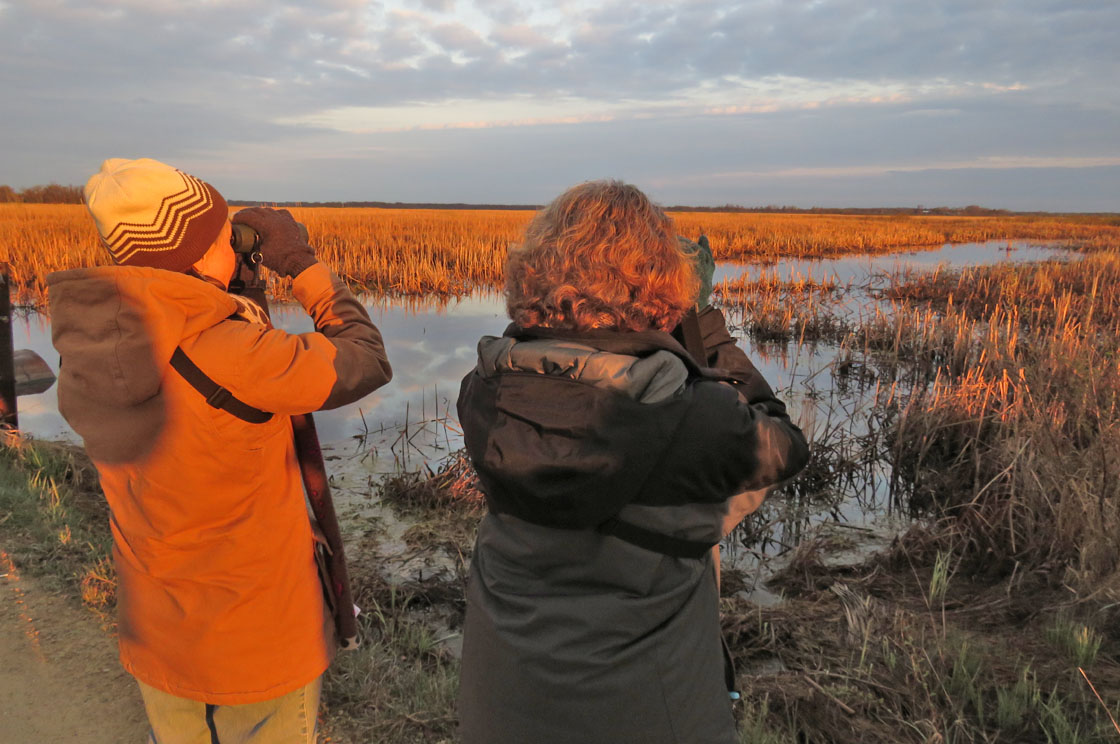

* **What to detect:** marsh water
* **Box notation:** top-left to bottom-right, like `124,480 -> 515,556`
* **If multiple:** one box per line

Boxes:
11,240 -> 1073,587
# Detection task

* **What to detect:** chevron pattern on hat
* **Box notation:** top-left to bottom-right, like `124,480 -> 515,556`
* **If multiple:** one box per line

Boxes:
84,158 -> 228,272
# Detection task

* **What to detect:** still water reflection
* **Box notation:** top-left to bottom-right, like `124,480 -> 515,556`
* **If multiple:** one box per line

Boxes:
11,240 -> 1073,476
12,292 -> 508,473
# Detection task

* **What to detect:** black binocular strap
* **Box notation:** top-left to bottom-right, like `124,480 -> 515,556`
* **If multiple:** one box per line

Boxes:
596,516 -> 717,559
169,347 -> 273,424
676,308 -> 708,367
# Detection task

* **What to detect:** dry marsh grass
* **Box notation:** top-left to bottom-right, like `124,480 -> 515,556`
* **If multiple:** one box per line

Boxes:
720,250 -> 1120,597
715,268 -> 850,344
674,211 -> 1120,261
863,254 -> 1120,592
713,250 -> 1120,740
3,203 -> 1120,306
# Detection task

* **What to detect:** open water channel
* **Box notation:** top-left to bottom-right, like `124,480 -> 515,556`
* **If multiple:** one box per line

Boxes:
9,240 -> 1073,596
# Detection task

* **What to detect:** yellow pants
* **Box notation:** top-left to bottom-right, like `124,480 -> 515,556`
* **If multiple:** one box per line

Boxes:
137,676 -> 322,744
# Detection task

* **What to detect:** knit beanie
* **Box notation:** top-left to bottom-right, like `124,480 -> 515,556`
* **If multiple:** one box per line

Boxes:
83,158 -> 229,272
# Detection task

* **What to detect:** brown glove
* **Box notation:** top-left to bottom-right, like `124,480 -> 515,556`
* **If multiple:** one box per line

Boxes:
232,207 -> 317,278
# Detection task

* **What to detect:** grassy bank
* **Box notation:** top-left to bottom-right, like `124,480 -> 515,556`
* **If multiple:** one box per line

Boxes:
722,551 -> 1120,743
0,434 -> 116,620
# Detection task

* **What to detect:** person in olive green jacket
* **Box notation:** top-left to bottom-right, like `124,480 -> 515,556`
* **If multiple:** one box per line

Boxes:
457,180 -> 808,744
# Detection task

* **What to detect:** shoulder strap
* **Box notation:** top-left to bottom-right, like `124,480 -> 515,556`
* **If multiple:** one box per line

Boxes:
169,347 -> 273,424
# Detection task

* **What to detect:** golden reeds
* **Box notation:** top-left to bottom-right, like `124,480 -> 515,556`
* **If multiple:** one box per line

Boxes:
3,204 -> 1120,307
673,211 -> 1120,262
871,253 -> 1120,588
714,267 -> 850,343
720,248 -> 1120,591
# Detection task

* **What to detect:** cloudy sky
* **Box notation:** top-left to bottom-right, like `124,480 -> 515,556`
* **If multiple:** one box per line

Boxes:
2,0 -> 1118,210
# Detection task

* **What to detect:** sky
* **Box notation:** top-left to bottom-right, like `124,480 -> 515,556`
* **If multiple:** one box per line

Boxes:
1,0 -> 1118,210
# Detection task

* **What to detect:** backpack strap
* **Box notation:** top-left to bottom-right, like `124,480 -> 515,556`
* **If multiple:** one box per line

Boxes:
673,307 -> 708,367
169,347 -> 273,424
596,516 -> 717,559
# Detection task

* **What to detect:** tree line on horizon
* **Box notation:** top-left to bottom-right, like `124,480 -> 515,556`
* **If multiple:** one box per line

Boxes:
230,199 -> 1017,216
0,183 -> 84,204
0,184 -> 1076,217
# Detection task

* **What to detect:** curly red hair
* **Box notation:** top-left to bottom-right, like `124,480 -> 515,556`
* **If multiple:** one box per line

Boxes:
506,180 -> 698,332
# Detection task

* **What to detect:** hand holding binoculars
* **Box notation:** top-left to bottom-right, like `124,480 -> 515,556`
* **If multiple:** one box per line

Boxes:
229,207 -> 317,279
231,221 -> 309,262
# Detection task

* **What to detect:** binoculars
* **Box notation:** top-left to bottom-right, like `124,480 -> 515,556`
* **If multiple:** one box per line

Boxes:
230,221 -> 309,256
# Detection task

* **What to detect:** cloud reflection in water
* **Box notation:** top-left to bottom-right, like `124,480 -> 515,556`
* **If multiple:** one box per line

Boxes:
11,242 -> 1071,473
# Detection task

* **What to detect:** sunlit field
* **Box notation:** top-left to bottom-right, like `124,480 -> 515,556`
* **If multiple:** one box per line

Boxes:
2,203 -> 1119,306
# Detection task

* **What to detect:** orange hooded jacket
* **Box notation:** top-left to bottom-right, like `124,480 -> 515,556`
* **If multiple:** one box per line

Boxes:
47,262 -> 391,704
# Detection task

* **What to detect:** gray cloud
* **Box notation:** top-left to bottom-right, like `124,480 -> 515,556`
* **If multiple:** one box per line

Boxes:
1,0 -> 1117,208
6,1 -> 1117,108
160,96 -> 1114,212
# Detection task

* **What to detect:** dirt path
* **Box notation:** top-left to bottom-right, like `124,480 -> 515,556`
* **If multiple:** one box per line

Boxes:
0,549 -> 148,744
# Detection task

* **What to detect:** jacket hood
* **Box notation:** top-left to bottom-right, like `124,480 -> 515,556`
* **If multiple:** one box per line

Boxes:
48,266 -> 238,408
476,335 -> 688,404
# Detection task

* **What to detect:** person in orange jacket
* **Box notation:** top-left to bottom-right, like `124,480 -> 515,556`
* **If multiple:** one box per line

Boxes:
48,158 -> 392,743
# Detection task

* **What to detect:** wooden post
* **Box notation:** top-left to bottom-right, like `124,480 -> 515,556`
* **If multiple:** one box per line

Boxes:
0,263 -> 16,429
